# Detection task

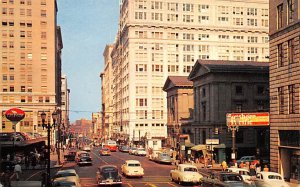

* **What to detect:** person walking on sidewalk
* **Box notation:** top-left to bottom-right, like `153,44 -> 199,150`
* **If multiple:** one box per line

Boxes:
14,163 -> 22,181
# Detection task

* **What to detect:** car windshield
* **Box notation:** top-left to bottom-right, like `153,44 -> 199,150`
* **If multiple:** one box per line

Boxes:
222,174 -> 243,182
184,167 -> 197,172
268,175 -> 282,180
80,153 -> 89,157
55,173 -> 76,178
128,163 -> 141,167
53,181 -> 76,187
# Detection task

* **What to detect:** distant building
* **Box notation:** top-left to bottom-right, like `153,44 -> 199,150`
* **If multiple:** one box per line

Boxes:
0,0 -> 62,137
92,112 -> 102,141
107,0 -> 269,143
61,75 -> 70,129
163,76 -> 194,148
74,119 -> 93,138
188,60 -> 269,162
269,0 -> 300,182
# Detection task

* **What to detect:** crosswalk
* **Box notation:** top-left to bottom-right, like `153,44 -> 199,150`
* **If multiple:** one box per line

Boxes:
79,176 -> 174,187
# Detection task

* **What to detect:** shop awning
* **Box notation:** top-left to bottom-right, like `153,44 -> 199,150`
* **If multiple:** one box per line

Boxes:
184,142 -> 195,147
191,144 -> 207,151
214,143 -> 226,149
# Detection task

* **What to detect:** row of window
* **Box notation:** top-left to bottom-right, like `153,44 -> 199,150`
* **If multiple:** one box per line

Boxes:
278,84 -> 298,114
135,11 -> 268,26
134,31 -> 269,42
136,98 -> 164,107
135,123 -> 165,127
134,1 -> 268,16
1,85 -> 33,92
1,9 -> 47,17
277,0 -> 296,29
136,110 -> 164,119
1,0 -> 46,5
1,95 -> 50,103
277,36 -> 299,67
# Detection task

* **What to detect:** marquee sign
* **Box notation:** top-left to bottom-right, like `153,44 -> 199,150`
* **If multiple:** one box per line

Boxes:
226,112 -> 269,127
5,108 -> 25,122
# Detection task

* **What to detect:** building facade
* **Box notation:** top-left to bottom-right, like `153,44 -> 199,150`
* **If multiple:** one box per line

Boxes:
61,74 -> 70,130
269,0 -> 300,182
107,0 -> 269,142
0,0 -> 62,136
101,44 -> 115,142
163,76 -> 193,148
188,60 -> 270,162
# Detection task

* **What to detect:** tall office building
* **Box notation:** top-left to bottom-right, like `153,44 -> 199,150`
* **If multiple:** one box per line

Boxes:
0,0 -> 61,135
107,0 -> 269,142
269,0 -> 300,182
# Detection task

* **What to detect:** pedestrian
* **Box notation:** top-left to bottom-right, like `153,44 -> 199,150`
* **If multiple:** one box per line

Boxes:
6,154 -> 10,161
221,160 -> 228,171
239,161 -> 245,168
249,164 -> 256,176
263,165 -> 269,172
255,160 -> 261,173
31,155 -> 37,169
14,162 -> 22,181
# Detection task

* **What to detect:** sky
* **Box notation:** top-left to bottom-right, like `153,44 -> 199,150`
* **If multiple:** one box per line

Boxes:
57,0 -> 119,122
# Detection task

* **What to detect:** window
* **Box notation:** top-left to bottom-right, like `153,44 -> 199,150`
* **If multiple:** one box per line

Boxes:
38,96 -> 43,103
136,98 -> 147,107
277,4 -> 283,29
45,97 -> 50,102
135,12 -> 147,20
183,3 -> 193,12
236,86 -> 243,95
41,10 -> 46,17
277,43 -> 284,67
202,102 -> 206,121
135,64 -> 147,72
26,9 -> 31,16
288,39 -> 295,64
152,110 -> 163,119
41,32 -> 46,39
288,84 -> 296,114
236,103 -> 242,112
21,86 -> 25,92
21,96 -> 25,103
9,86 -> 14,92
278,87 -> 284,114
202,88 -> 206,97
167,65 -> 178,72
287,0 -> 295,23
41,0 -> 46,5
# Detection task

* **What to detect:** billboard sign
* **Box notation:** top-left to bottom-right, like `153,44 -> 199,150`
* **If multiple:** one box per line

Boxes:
226,112 -> 269,127
5,108 -> 25,122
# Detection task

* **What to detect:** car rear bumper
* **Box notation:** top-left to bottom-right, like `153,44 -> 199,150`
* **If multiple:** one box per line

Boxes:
98,181 -> 122,185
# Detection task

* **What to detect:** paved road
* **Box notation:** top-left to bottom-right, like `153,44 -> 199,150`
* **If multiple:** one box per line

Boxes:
74,147 -> 197,187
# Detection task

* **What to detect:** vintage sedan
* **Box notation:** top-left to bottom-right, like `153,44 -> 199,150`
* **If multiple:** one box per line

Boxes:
154,152 -> 172,164
202,171 -> 251,187
52,177 -> 81,187
121,160 -> 144,177
64,149 -> 77,161
99,147 -> 111,156
254,171 -> 289,187
96,165 -> 122,186
170,164 -> 203,185
53,169 -> 80,184
226,167 -> 254,184
134,148 -> 147,156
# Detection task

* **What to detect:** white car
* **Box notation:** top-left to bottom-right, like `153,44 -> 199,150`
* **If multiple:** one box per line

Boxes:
170,164 -> 203,185
82,145 -> 91,152
53,169 -> 80,184
255,171 -> 289,187
134,148 -> 147,156
52,177 -> 81,187
226,167 -> 254,184
121,160 -> 144,177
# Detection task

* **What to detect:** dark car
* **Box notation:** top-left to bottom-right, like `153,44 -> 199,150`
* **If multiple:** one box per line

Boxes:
96,165 -> 122,186
202,171 -> 249,187
64,149 -> 77,161
119,146 -> 129,153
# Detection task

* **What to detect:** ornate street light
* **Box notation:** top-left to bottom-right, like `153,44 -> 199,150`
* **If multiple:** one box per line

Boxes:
40,112 -> 51,187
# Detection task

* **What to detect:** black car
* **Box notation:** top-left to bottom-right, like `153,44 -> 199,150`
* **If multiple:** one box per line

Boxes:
64,149 -> 76,161
77,155 -> 92,166
202,171 -> 248,187
96,165 -> 122,186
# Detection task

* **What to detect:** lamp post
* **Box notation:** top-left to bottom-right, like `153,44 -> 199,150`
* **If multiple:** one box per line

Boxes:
52,111 -> 60,165
41,112 -> 50,187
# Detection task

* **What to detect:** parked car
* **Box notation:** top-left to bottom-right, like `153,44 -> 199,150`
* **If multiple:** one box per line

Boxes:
202,171 -> 250,187
64,149 -> 77,161
254,171 -> 289,187
53,169 -> 80,184
170,164 -> 203,185
154,152 -> 172,164
99,147 -> 111,156
52,177 -> 81,187
121,160 -> 144,177
236,156 -> 256,165
96,165 -> 122,186
134,148 -> 147,156
128,147 -> 137,155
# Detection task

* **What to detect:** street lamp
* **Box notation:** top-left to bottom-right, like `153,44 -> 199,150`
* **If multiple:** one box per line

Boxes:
52,111 -> 61,165
41,112 -> 51,187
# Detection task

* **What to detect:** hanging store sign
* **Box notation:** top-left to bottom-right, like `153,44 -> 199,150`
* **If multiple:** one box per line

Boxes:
5,108 -> 25,122
226,112 -> 269,127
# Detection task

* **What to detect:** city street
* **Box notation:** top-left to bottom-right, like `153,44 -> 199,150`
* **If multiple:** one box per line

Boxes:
21,147 -> 199,187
